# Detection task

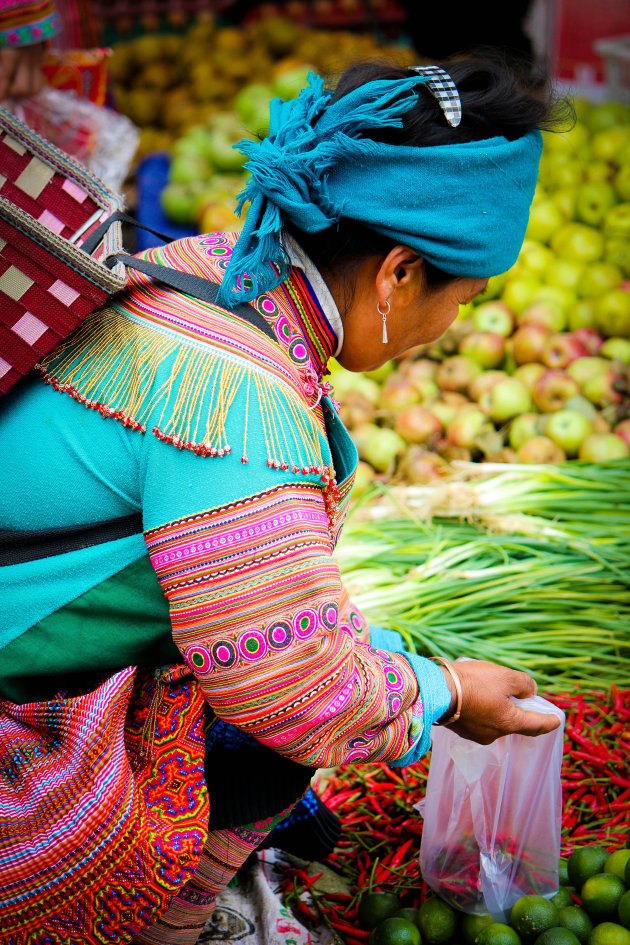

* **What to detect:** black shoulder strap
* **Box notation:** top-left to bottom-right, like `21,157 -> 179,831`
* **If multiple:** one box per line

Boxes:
0,512 -> 144,566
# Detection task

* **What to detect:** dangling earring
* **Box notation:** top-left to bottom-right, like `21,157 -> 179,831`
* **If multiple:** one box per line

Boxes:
378,300 -> 391,344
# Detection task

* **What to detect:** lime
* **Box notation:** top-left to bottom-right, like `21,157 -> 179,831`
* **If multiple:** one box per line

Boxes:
625,857 -> 630,888
553,889 -> 575,910
559,861 -> 571,887
619,890 -> 630,930
587,921 -> 630,945
359,892 -> 402,930
396,908 -> 422,928
418,896 -> 459,945
510,896 -> 560,943
580,873 -> 627,923
370,917 -> 422,945
567,848 -> 609,889
476,923 -> 521,945
556,905 -> 593,944
533,929 -> 580,945
460,913 -> 494,944
605,851 -> 630,883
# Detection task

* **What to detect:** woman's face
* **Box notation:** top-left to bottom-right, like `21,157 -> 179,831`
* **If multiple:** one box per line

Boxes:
331,248 -> 488,373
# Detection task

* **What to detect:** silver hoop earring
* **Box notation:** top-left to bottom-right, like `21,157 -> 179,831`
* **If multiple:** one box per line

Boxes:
378,300 -> 391,344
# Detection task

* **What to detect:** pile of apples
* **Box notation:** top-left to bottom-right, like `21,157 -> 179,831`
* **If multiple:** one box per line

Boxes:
328,96 -> 630,488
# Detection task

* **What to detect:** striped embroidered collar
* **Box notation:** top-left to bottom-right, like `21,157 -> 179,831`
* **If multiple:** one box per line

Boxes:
282,232 -> 344,365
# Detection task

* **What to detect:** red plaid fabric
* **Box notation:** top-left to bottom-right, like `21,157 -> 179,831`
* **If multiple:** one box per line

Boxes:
0,108 -> 127,396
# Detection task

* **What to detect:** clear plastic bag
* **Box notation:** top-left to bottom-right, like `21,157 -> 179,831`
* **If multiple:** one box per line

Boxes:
418,694 -> 565,923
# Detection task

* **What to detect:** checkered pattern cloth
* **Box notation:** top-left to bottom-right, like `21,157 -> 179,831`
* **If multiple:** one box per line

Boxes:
0,107 -> 126,396
412,65 -> 462,128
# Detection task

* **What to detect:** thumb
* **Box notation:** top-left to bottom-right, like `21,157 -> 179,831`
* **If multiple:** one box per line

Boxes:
510,704 -> 562,737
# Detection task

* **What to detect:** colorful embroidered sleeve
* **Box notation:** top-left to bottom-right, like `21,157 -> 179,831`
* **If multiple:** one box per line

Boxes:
0,0 -> 59,46
143,474 -> 450,769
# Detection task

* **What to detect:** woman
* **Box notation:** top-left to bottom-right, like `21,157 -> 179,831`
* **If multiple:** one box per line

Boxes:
0,52 -> 565,945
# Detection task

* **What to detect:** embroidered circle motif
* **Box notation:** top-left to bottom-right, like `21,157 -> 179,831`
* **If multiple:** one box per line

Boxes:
293,609 -> 318,640
266,620 -> 293,650
388,693 -> 403,715
211,640 -> 237,668
238,630 -> 268,662
186,646 -> 212,674
385,666 -> 404,692
349,611 -> 363,633
319,602 -> 338,631
288,338 -> 309,364
275,314 -> 292,342
259,297 -> 278,316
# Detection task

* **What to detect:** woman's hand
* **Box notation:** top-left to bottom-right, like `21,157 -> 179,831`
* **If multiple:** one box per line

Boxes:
0,42 -> 46,100
439,658 -> 561,744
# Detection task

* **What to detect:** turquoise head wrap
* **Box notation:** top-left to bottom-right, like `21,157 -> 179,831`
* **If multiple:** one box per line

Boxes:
217,73 -> 543,308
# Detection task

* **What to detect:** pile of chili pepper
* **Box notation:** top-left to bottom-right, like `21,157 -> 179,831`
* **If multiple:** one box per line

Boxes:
280,689 -> 630,945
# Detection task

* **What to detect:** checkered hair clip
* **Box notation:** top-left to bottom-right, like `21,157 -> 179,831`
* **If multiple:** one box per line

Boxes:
410,65 -> 462,128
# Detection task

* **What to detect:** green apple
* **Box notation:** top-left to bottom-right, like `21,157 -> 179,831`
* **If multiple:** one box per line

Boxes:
614,163 -> 630,202
472,301 -> 515,336
584,160 -> 614,183
547,156 -> 584,188
529,285 -> 577,318
518,300 -> 566,333
271,64 -> 314,101
585,101 -> 630,133
541,122 -> 589,155
517,435 -> 566,464
594,288 -> 630,337
550,222 -> 605,264
169,152 -> 211,185
579,432 -> 630,461
604,239 -> 630,278
487,377 -> 532,423
159,182 -> 200,225
545,408 -> 594,457
459,331 -> 506,369
545,258 -> 585,293
600,336 -> 630,362
575,181 -> 618,227
501,275 -> 541,315
551,187 -> 578,220
359,426 -> 406,472
604,202 -> 630,241
233,82 -> 273,137
578,261 -> 624,299
568,299 -> 598,331
473,270 -> 510,303
446,407 -> 491,449
518,239 -> 554,277
513,362 -> 546,390
508,412 -> 542,451
526,198 -> 565,243
590,126 -> 630,164
566,356 -> 610,386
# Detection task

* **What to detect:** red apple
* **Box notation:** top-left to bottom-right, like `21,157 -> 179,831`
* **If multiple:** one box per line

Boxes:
397,446 -> 448,484
578,432 -> 630,461
582,368 -> 625,407
436,355 -> 482,393
394,405 -> 443,444
487,378 -> 533,423
512,323 -> 552,365
517,436 -> 566,464
613,419 -> 630,447
399,358 -> 438,382
533,369 -> 581,412
541,332 -> 589,369
545,408 -> 594,457
338,391 -> 376,428
518,300 -> 566,332
571,328 -> 604,355
469,370 -> 509,403
472,301 -> 515,337
509,412 -> 543,451
380,377 -> 421,411
459,331 -> 506,369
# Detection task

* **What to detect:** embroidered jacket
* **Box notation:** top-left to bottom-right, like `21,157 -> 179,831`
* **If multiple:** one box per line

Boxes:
0,231 -> 449,943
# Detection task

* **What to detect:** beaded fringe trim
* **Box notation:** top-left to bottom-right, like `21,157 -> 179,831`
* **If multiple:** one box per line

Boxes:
37,307 -> 332,480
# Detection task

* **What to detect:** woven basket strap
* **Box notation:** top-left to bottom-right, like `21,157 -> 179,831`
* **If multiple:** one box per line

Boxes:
80,210 -> 174,255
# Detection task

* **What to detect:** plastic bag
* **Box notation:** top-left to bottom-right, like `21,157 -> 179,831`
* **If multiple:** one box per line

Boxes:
1,87 -> 138,192
418,694 -> 565,923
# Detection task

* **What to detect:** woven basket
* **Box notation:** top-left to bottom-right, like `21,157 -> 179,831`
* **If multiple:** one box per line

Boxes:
0,105 -> 127,397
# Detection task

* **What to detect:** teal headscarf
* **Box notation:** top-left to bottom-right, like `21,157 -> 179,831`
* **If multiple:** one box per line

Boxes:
217,73 -> 543,308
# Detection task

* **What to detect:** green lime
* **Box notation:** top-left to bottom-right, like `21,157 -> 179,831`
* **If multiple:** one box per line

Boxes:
618,890 -> 630,930
560,861 -> 571,887
553,889 -> 575,910
580,873 -> 627,923
418,896 -> 459,945
476,923 -> 521,945
567,848 -> 609,889
510,896 -> 560,943
625,857 -> 630,888
359,892 -> 402,930
396,908 -> 422,928
533,929 -> 580,945
460,913 -> 494,944
587,921 -> 630,945
369,917 -> 423,945
556,905 -> 593,944
605,851 -> 630,883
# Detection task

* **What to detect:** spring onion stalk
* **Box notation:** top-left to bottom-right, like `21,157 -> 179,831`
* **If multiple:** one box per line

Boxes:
335,461 -> 630,690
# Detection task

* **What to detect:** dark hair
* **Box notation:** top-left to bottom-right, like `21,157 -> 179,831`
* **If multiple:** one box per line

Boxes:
285,48 -> 573,305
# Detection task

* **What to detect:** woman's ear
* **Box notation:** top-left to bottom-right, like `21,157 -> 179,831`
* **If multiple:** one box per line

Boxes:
377,245 -> 424,301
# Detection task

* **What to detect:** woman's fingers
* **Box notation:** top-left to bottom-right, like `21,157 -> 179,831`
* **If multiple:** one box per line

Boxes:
508,704 -> 562,738
0,43 -> 45,99
0,48 -> 19,100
